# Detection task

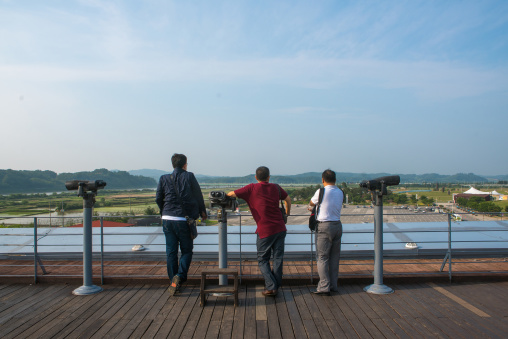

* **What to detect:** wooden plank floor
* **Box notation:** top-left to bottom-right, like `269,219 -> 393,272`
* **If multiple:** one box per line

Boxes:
1,258 -> 508,283
0,281 -> 507,338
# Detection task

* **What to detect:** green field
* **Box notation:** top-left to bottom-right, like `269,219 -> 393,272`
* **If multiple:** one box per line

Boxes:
0,185 -> 506,219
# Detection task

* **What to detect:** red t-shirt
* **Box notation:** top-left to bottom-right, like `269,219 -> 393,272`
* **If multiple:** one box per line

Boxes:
234,182 -> 288,239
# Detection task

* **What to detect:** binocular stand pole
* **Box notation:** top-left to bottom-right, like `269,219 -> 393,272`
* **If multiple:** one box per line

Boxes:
364,189 -> 394,295
209,206 -> 234,297
73,192 -> 103,295
218,207 -> 228,285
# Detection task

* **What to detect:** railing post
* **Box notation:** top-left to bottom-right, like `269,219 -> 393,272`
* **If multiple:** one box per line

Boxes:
101,216 -> 104,285
34,217 -> 37,284
310,230 -> 314,284
440,213 -> 453,283
239,214 -> 242,284
448,213 -> 452,282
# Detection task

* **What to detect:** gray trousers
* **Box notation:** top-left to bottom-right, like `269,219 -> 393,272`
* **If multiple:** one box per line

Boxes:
315,221 -> 342,292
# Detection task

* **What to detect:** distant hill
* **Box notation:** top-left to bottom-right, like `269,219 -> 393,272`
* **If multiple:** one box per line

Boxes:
128,169 -> 220,182
1,168 -> 502,194
0,169 -> 156,194
128,169 -> 167,181
129,171 -> 397,185
193,172 -> 492,185
130,169 -> 496,185
486,174 -> 508,181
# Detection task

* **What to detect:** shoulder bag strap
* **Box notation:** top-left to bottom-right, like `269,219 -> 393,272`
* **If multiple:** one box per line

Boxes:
338,187 -> 345,202
277,184 -> 284,209
316,187 -> 325,218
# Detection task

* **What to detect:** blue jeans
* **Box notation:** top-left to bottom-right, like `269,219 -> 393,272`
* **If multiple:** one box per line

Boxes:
163,220 -> 193,283
256,231 -> 286,290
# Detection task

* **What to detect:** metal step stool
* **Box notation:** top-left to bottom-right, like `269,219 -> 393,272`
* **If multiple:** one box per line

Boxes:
200,268 -> 239,307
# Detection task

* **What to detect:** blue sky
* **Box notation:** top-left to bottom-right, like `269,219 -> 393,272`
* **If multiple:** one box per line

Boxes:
1,0 -> 507,176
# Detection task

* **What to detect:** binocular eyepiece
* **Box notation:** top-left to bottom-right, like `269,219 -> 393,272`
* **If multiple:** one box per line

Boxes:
359,175 -> 400,191
210,191 -> 227,199
209,191 -> 238,210
65,180 -> 107,193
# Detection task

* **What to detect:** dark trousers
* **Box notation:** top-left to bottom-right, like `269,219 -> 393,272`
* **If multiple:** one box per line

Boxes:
163,219 -> 193,283
256,231 -> 286,290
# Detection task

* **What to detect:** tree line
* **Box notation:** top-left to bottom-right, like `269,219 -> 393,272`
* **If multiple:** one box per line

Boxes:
0,169 -> 156,194
285,184 -> 441,206
455,196 -> 505,213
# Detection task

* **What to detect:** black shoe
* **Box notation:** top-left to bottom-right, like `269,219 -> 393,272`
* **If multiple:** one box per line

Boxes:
168,275 -> 181,296
312,291 -> 331,296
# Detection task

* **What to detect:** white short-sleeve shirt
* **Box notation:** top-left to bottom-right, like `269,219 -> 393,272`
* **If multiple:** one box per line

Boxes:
310,185 -> 344,222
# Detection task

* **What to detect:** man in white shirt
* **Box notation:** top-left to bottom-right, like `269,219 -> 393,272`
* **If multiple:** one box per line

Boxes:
309,169 -> 344,295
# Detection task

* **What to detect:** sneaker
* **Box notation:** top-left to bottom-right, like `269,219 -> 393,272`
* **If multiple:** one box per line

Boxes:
168,275 -> 181,296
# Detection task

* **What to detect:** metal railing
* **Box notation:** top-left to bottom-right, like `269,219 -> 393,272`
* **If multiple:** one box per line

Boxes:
0,211 -> 507,284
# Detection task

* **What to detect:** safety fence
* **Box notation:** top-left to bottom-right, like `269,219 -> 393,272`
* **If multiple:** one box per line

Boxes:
0,212 -> 507,284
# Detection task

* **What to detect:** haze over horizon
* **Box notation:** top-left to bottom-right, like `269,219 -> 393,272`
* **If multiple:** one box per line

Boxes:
1,1 -> 507,177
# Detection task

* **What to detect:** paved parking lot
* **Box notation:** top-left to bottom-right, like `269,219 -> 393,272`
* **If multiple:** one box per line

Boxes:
230,205 -> 451,225
291,204 -> 501,225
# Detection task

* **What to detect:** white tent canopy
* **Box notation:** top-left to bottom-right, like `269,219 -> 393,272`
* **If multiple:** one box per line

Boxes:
463,187 -> 505,200
463,187 -> 488,194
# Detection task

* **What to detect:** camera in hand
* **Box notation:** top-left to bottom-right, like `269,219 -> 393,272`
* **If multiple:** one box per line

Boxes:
209,191 -> 238,210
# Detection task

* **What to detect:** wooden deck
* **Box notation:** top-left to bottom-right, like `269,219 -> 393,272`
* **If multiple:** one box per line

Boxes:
1,281 -> 507,338
1,257 -> 507,284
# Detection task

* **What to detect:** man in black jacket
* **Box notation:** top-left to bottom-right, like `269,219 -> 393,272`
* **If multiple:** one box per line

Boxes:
156,153 -> 207,295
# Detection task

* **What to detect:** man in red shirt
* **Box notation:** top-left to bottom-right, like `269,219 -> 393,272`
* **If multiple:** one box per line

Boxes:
228,166 -> 291,296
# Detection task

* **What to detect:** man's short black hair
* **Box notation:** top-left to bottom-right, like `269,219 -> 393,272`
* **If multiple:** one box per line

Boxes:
322,169 -> 336,184
256,166 -> 270,182
171,153 -> 187,169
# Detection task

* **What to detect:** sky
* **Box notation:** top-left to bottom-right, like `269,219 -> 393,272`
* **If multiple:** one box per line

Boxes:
1,0 -> 507,177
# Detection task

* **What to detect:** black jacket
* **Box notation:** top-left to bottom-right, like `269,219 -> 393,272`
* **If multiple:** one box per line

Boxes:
155,167 -> 206,219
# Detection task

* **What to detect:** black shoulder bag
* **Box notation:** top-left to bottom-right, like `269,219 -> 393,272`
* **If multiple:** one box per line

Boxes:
309,188 -> 324,231
277,185 -> 288,224
170,174 -> 198,239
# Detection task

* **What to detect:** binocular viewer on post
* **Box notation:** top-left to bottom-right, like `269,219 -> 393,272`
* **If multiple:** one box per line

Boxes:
359,175 -> 400,192
209,191 -> 238,210
65,180 -> 107,196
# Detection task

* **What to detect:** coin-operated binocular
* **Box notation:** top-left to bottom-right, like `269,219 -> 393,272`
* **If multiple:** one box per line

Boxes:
65,180 -> 106,197
208,191 -> 238,286
64,179 -> 106,296
65,180 -> 106,208
209,191 -> 238,210
359,175 -> 400,196
359,175 -> 400,295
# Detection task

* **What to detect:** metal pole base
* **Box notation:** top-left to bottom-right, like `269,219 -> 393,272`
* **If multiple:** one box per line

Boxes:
364,284 -> 394,295
72,285 -> 103,295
